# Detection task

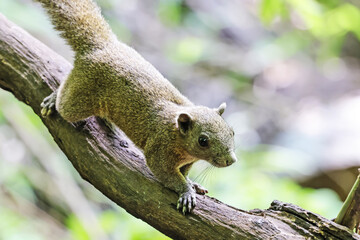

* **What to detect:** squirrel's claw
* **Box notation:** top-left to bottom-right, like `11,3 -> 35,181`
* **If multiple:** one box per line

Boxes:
177,190 -> 196,214
40,91 -> 57,117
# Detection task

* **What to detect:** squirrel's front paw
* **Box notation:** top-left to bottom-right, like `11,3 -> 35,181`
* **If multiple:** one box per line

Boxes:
177,190 -> 196,214
192,183 -> 208,195
40,91 -> 57,117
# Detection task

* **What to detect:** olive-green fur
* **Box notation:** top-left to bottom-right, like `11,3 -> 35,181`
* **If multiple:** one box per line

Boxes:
37,0 -> 236,213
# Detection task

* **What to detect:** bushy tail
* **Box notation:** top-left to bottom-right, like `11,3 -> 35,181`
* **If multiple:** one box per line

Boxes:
35,0 -> 113,53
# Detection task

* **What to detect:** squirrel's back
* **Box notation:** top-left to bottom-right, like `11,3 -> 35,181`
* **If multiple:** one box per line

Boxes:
37,0 -> 193,147
36,0 -> 190,107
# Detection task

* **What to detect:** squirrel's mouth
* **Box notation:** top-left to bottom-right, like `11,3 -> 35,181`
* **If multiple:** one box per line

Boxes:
211,159 -> 227,168
211,152 -> 237,168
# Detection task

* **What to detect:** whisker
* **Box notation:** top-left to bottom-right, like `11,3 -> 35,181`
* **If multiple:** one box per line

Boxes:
207,166 -> 216,185
202,165 -> 215,185
197,167 -> 209,184
194,165 -> 212,184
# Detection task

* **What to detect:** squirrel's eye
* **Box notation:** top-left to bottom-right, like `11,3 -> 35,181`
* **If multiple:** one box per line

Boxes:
198,135 -> 209,147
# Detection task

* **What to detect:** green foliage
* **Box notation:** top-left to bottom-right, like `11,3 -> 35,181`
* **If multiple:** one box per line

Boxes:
260,0 -> 360,59
0,209 -> 43,240
66,215 -> 90,240
168,37 -> 205,63
260,0 -> 287,25
189,147 -> 342,220
157,0 -> 184,26
99,211 -> 117,233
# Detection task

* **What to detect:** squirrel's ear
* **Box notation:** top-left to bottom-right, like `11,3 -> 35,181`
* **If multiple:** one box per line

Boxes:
177,113 -> 192,135
216,102 -> 226,116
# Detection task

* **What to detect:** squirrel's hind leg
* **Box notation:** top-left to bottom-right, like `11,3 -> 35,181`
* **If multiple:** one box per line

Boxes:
41,68 -> 98,122
56,79 -> 97,122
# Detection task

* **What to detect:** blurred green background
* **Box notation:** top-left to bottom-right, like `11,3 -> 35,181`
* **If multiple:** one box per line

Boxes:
1,0 -> 360,239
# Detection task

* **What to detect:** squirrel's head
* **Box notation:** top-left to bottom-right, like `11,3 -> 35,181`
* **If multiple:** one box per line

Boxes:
176,103 -> 237,168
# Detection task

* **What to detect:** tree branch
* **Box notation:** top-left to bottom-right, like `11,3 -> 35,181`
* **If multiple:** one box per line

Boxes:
0,13 -> 358,240
335,169 -> 360,231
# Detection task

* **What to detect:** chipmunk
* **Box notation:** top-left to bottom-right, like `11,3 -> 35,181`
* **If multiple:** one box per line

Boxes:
38,0 -> 237,214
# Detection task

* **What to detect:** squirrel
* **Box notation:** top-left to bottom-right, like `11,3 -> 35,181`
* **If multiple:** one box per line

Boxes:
37,0 -> 237,214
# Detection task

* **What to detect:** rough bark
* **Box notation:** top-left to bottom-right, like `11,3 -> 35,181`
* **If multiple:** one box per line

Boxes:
0,13 -> 358,240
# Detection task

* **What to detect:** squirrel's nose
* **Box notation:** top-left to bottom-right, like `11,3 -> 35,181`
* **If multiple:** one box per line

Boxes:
226,151 -> 237,166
